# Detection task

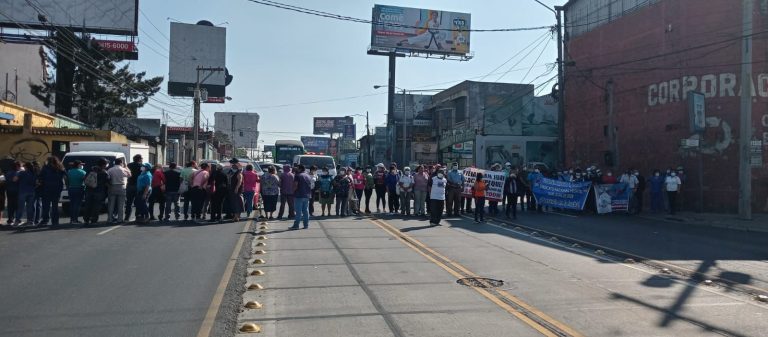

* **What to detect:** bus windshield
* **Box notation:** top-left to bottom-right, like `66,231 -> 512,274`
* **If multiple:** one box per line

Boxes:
275,142 -> 304,164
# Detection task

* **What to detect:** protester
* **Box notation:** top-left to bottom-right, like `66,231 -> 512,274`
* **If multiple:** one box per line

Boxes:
228,159 -> 244,222
277,165 -> 295,219
649,169 -> 665,212
398,166 -> 414,216
261,165 -> 280,219
242,164 -> 259,218
374,163 -> 387,212
446,163 -> 463,217
487,164 -> 502,216
318,166 -> 334,216
209,164 -> 228,223
106,158 -> 130,224
180,161 -> 198,220
333,168 -> 351,217
504,168 -> 521,220
291,164 -> 313,229
527,168 -> 543,212
352,167 -> 365,210
428,167 -> 447,226
65,160 -> 86,224
83,158 -> 110,226
413,165 -> 429,216
348,169 -> 360,215
472,172 -> 487,223
38,156 -> 66,226
385,165 -> 400,213
149,163 -> 166,221
363,167 -> 374,214
632,169 -> 646,214
620,169 -> 639,214
307,166 -> 317,216
664,170 -> 682,215
31,162 -> 43,224
124,154 -> 143,221
5,162 -> 20,225
158,163 -> 180,221
520,168 -> 532,212
602,170 -> 618,184
135,163 -> 153,224
190,163 -> 210,220
15,162 -> 37,226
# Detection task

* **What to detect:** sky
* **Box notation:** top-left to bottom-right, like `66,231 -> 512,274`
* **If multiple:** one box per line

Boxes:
133,0 -> 561,148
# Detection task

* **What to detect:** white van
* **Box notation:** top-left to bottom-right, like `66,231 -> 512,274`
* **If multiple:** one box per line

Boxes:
293,155 -> 336,171
60,151 -> 125,211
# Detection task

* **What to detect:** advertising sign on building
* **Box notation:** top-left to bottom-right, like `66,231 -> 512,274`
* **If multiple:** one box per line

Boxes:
343,124 -> 356,140
168,22 -> 226,98
370,5 -> 471,56
300,136 -> 330,154
313,117 -> 353,135
0,0 -> 138,35
688,91 -> 706,133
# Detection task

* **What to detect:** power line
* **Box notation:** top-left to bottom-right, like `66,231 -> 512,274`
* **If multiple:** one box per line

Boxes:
496,34 -> 552,82
245,0 -> 553,33
479,31 -> 550,81
518,36 -> 552,83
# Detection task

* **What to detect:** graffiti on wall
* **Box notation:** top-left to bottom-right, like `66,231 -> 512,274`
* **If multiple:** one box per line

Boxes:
7,138 -> 50,163
681,116 -> 735,156
647,73 -> 768,107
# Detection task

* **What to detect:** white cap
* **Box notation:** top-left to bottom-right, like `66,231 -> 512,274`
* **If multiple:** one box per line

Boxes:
505,162 -> 511,166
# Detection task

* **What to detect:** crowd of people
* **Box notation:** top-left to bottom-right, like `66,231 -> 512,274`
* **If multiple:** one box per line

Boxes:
0,154 -> 687,229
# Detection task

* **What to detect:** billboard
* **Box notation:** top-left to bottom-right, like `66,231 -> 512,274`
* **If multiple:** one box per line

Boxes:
300,136 -> 330,153
343,124 -> 356,140
371,5 -> 471,56
0,0 -> 138,35
313,117 -> 353,135
168,22 -> 226,97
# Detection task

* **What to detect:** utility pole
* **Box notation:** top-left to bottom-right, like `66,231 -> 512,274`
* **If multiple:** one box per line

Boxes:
193,66 -> 224,162
555,6 -> 566,167
366,111 -> 372,167
231,114 -> 236,158
402,89 -> 407,166
738,0 -> 753,220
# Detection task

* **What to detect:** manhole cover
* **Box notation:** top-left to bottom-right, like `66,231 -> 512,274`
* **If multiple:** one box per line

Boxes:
456,277 -> 504,288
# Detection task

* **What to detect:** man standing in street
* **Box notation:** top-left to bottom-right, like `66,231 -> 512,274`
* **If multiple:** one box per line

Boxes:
632,170 -> 646,214
445,163 -> 463,217
107,158 -> 131,224
504,167 -> 521,219
291,164 -> 312,229
66,160 -> 86,224
163,163 -> 182,221
429,168 -> 447,226
124,154 -> 143,222
277,164 -> 295,219
83,158 -> 110,226
665,171 -> 682,215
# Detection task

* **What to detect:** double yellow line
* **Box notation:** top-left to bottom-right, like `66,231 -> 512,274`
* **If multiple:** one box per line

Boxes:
369,218 -> 584,337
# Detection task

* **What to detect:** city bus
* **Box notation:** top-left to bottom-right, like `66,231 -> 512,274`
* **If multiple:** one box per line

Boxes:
274,140 -> 305,165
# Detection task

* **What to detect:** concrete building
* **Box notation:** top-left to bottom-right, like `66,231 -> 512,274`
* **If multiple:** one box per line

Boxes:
563,0 -> 767,212
214,112 -> 260,154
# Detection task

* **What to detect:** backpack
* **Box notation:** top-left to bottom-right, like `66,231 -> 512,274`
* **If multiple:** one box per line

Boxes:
84,171 -> 98,189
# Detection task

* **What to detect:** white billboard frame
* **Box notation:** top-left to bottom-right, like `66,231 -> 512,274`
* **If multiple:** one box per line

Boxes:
370,4 -> 471,57
168,22 -> 226,98
0,0 -> 138,36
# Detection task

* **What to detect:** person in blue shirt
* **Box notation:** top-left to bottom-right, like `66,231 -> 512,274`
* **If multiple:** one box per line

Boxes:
66,161 -> 87,224
38,156 -> 66,226
135,162 -> 153,223
446,163 -> 464,217
14,162 -> 38,226
527,168 -> 543,213
648,169 -> 665,212
384,166 -> 400,214
4,161 -> 21,225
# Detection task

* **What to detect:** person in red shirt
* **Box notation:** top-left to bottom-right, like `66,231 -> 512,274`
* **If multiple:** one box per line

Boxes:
149,164 -> 166,220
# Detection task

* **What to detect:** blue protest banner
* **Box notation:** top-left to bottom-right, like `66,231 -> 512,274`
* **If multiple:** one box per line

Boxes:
532,177 -> 592,210
594,183 -> 632,214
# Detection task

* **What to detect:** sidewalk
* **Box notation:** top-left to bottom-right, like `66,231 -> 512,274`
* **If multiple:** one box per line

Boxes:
636,210 -> 768,233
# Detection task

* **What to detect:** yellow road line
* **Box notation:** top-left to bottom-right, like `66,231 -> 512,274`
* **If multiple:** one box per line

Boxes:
196,220 -> 253,337
369,218 -> 583,337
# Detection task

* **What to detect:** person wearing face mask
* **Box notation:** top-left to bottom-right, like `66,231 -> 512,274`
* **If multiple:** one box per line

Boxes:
133,162 -> 153,224
352,168 -> 365,210
83,158 -> 110,226
632,170 -> 646,214
364,167 -> 374,214
620,169 -> 639,212
503,168 -> 521,219
429,168 -> 447,226
664,170 -> 682,215
332,168 -> 351,217
398,167 -> 414,216
649,169 -> 665,212
527,167 -> 543,213
317,167 -> 334,216
445,163 -> 464,217
413,166 -> 429,216
385,165 -> 400,214
373,163 -> 387,212
602,170 -> 618,184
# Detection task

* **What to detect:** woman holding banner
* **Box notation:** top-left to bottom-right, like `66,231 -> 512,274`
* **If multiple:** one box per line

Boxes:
472,173 -> 487,223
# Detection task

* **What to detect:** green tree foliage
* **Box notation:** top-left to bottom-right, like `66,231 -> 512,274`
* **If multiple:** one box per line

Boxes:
30,29 -> 162,126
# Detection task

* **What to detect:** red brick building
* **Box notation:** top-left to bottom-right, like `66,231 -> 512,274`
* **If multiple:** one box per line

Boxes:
563,0 -> 768,212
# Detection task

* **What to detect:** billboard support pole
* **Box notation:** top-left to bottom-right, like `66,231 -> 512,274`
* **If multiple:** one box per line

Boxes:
389,53 -> 397,164
738,0 -> 753,220
366,111 -> 372,167
193,66 -> 224,162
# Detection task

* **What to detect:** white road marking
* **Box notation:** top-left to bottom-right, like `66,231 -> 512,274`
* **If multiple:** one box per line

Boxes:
97,225 -> 122,235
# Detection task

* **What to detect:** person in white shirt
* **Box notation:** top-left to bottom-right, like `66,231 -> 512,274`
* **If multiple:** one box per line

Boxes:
106,158 -> 132,224
398,167 -> 414,216
664,172 -> 682,215
429,168 -> 447,226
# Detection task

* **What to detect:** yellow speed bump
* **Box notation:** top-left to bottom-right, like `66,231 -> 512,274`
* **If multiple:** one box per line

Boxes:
256,236 -> 268,240
247,283 -> 264,290
252,259 -> 266,264
253,250 -> 267,255
259,221 -> 268,226
259,226 -> 269,230
239,323 -> 261,333
257,230 -> 268,235
250,270 -> 264,276
255,242 -> 266,247
245,301 -> 263,309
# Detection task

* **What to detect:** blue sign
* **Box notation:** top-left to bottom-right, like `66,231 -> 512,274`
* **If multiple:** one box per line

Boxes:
532,177 -> 592,210
300,136 -> 330,153
594,183 -> 631,214
343,124 -> 356,140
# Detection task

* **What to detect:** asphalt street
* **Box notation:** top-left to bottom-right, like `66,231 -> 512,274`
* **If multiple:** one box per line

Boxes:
0,218 -> 251,337
238,212 -> 768,337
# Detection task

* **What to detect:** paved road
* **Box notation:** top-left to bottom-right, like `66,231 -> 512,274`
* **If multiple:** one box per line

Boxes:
238,213 -> 768,337
0,219 -> 249,337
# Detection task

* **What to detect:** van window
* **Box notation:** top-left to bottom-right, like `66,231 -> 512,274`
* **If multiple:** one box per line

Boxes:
297,156 -> 335,169
62,155 -> 121,170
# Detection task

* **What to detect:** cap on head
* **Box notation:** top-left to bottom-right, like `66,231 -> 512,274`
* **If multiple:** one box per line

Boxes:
229,158 -> 239,164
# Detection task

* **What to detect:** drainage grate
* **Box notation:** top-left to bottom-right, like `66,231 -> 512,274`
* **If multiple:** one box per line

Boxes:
456,277 -> 504,288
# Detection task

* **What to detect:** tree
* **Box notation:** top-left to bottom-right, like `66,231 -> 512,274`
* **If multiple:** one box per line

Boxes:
30,29 -> 163,126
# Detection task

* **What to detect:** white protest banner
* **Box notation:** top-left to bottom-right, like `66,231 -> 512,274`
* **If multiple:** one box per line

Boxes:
461,168 -> 506,202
